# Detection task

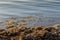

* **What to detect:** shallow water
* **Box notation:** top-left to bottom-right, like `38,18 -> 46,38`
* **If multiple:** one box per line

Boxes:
0,0 -> 60,28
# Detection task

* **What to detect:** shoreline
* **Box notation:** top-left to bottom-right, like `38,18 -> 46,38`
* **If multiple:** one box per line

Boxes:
0,24 -> 60,40
0,16 -> 60,40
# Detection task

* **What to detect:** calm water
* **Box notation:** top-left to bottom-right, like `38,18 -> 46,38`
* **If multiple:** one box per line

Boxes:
0,0 -> 60,28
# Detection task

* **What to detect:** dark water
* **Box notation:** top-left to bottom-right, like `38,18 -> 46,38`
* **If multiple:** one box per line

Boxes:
0,0 -> 60,28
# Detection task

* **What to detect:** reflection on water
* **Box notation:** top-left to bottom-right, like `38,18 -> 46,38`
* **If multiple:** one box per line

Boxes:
0,0 -> 60,28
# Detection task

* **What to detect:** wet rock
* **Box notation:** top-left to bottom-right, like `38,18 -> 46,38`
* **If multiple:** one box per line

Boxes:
37,30 -> 47,37
18,26 -> 27,32
24,29 -> 33,35
35,27 -> 43,30
23,34 -> 33,40
33,34 -> 42,40
57,30 -> 60,37
0,31 -> 5,35
0,28 -> 5,32
45,27 -> 56,32
6,27 -> 18,36
53,24 -> 60,29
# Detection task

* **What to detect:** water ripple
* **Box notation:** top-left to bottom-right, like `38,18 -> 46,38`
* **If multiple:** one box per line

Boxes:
0,0 -> 60,28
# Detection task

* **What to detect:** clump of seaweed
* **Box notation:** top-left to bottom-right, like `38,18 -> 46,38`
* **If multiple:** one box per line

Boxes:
0,16 -> 60,40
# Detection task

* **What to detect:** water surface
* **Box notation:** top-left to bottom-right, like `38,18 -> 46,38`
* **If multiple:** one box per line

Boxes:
0,0 -> 60,28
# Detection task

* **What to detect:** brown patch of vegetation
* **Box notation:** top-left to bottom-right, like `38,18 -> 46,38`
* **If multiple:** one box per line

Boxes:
0,17 -> 60,40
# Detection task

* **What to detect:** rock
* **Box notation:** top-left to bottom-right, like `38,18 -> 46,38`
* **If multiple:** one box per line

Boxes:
4,25 -> 15,29
0,29 -> 5,35
57,30 -> 60,37
24,29 -> 33,35
53,24 -> 60,29
33,34 -> 42,40
5,21 -> 18,29
0,28 -> 5,32
35,26 -> 43,30
10,17 -> 17,20
24,34 -> 33,40
37,30 -> 47,37
0,19 -> 60,40
6,27 -> 17,36
18,26 -> 27,32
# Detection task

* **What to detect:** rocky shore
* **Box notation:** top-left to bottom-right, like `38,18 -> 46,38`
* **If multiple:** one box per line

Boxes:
0,24 -> 60,40
0,16 -> 60,40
